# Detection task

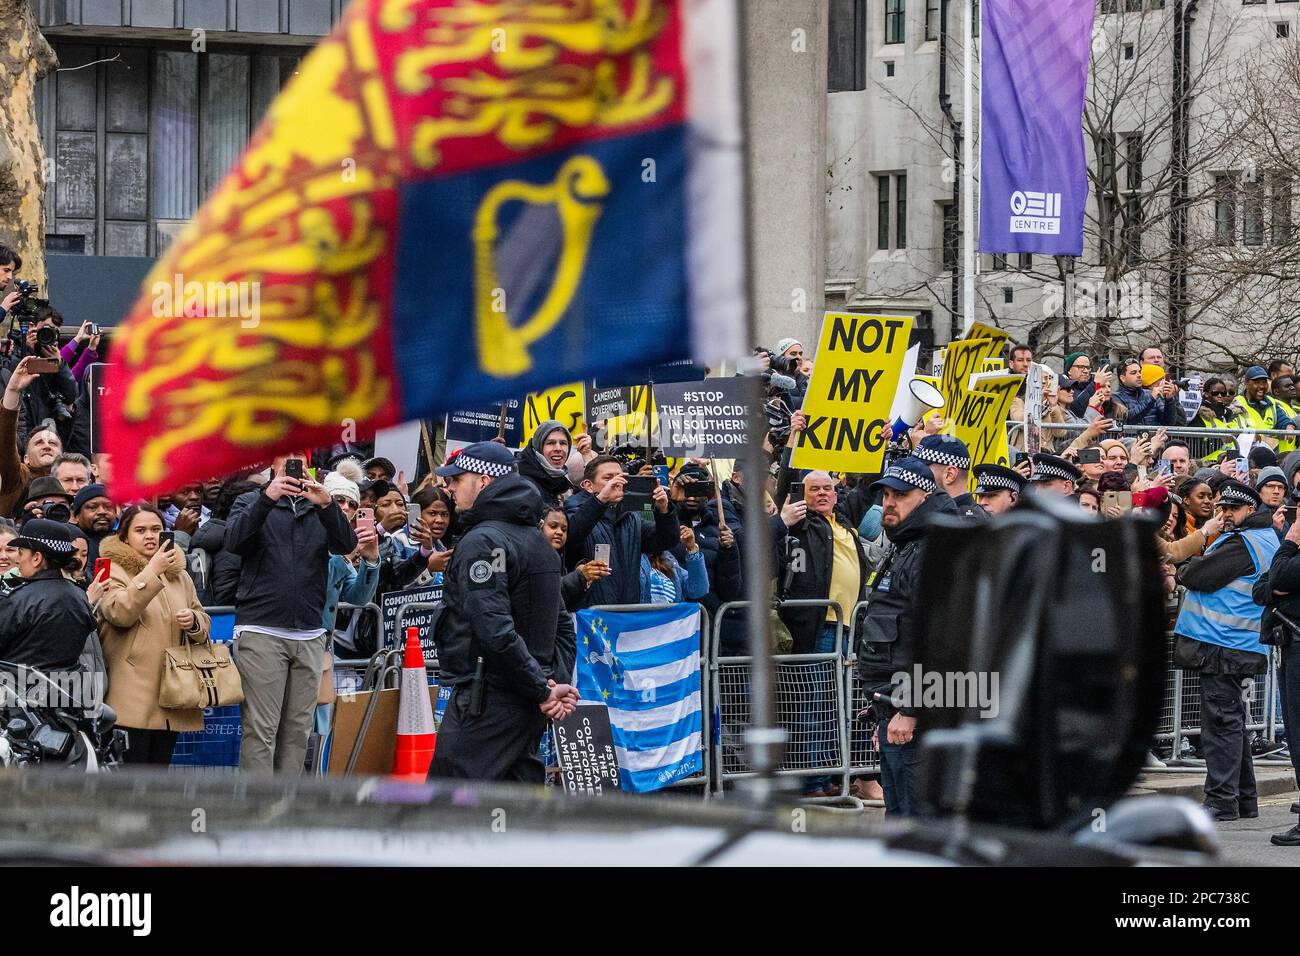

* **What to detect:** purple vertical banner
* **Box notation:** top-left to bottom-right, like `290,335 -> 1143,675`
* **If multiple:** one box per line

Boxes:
979,0 -> 1097,255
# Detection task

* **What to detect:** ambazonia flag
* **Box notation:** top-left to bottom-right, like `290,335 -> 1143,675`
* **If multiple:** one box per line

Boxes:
105,0 -> 746,499
978,0 -> 1096,256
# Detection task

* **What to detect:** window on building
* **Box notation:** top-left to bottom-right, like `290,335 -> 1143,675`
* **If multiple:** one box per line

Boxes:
877,175 -> 891,250
941,202 -> 958,271
1125,0 -> 1142,11
1018,253 -> 1033,270
828,0 -> 867,92
885,61 -> 895,77
1099,0 -> 1117,12
925,0 -> 940,41
1273,173 -> 1293,245
1244,177 -> 1266,246
991,253 -> 1007,271
1120,133 -> 1144,266
1214,174 -> 1237,246
885,0 -> 906,45
1123,43 -> 1134,60
1278,22 -> 1291,39
897,172 -> 908,248
1003,287 -> 1014,304
972,0 -> 980,38
876,173 -> 908,251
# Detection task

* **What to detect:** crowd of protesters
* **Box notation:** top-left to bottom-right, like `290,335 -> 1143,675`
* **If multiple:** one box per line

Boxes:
2,234 -> 1299,836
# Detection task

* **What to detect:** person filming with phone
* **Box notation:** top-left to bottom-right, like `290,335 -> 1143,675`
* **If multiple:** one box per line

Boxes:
96,504 -> 211,766
563,454 -> 680,606
224,452 -> 357,774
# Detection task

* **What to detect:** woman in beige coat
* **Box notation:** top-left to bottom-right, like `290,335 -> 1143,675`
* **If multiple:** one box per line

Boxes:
97,504 -> 211,765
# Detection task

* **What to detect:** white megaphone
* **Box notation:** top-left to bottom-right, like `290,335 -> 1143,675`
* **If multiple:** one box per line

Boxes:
891,377 -> 946,436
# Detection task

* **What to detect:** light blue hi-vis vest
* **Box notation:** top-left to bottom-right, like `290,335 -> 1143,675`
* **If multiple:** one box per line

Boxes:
1175,526 -> 1280,656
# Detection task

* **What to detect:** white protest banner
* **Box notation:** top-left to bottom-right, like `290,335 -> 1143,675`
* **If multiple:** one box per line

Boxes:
1025,362 -> 1048,455
374,420 -> 423,483
790,312 -> 913,473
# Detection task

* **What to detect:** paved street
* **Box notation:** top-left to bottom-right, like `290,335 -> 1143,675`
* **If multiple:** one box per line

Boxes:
1216,794 -> 1300,866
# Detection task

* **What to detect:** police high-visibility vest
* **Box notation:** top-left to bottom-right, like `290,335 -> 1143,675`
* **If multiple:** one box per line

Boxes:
1231,396 -> 1295,452
1198,411 -> 1239,461
1174,526 -> 1279,656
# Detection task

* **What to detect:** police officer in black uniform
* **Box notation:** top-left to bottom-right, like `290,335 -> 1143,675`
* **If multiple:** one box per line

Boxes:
1028,453 -> 1083,496
971,463 -> 1026,516
1259,509 -> 1300,845
912,434 -> 985,521
428,442 -> 578,783
856,456 -> 957,815
0,519 -> 95,671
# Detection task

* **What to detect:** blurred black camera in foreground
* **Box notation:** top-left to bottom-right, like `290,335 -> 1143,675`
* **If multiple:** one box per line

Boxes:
913,492 -> 1167,832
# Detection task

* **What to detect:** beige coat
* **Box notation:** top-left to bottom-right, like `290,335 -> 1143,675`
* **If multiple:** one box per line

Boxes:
96,536 -> 211,732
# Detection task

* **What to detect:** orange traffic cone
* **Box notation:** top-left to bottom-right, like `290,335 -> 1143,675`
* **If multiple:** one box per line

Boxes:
391,627 -> 436,782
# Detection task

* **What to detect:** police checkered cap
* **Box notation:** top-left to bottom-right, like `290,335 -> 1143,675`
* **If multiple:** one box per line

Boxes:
12,518 -> 77,559
914,435 -> 971,470
973,465 -> 1023,495
450,454 -> 515,478
435,440 -> 518,478
1218,480 -> 1261,509
871,456 -> 938,495
1030,453 -> 1081,483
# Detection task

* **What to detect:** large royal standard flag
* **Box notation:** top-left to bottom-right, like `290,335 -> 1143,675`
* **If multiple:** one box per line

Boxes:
105,0 -> 746,498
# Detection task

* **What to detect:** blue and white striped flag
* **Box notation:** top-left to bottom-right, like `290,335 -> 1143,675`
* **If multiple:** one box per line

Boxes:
575,604 -> 703,793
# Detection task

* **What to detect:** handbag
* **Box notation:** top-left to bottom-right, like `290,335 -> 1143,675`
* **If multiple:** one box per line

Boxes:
316,650 -> 336,706
160,636 -> 245,710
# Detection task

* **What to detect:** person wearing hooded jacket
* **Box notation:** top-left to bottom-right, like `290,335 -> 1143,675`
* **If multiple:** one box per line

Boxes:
429,442 -> 578,782
855,457 -> 959,816
1259,516 -> 1300,845
517,419 -> 575,507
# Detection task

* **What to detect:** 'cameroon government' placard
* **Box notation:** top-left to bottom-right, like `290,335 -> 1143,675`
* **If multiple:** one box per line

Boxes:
790,312 -> 913,474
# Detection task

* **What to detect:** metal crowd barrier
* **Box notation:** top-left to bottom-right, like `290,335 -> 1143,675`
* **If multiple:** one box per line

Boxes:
710,599 -> 849,797
586,604 -> 711,797
842,600 -> 882,794
330,602 -> 384,698
1028,422 -> 1297,464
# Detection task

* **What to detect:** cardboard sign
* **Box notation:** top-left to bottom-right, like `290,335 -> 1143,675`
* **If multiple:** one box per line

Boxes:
653,378 -> 748,457
790,312 -> 913,473
523,382 -> 586,445
938,323 -> 1010,417
445,402 -> 522,453
952,372 -> 1024,468
552,703 -> 622,795
1179,377 -> 1203,421
586,384 -> 634,423
381,583 -> 444,665
1024,362 -> 1048,455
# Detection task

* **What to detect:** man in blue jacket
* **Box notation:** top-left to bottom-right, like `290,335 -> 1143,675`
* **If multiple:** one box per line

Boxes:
225,453 -> 357,774
563,455 -> 680,605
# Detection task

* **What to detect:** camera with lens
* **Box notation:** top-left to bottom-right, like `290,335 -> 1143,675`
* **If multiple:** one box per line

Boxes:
41,501 -> 71,524
35,325 -> 57,349
7,280 -> 47,322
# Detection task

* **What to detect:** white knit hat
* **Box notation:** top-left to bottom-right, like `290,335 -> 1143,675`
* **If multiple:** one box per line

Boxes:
775,337 -> 802,356
323,458 -> 362,505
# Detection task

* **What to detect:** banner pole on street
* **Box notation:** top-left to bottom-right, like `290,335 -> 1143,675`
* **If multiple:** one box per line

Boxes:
962,0 -> 976,334
735,0 -> 783,808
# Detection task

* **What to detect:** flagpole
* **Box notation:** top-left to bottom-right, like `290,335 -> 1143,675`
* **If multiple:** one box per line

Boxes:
962,0 -> 976,333
734,0 -> 782,808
